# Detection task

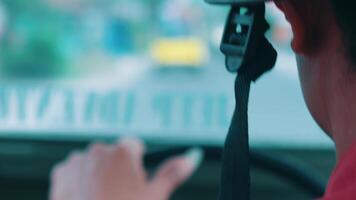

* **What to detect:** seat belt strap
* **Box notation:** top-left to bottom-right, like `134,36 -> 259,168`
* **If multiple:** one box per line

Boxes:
217,5 -> 277,200
219,74 -> 252,200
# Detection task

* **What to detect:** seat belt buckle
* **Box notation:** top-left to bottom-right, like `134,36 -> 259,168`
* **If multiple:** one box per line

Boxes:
220,5 -> 268,73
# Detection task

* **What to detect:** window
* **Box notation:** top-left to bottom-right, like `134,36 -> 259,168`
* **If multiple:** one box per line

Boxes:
0,0 -> 332,148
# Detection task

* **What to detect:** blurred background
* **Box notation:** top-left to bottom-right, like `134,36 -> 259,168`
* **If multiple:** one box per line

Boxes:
0,0 -> 335,200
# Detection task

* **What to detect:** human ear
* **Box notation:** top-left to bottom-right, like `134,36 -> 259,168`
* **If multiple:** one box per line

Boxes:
274,0 -> 310,54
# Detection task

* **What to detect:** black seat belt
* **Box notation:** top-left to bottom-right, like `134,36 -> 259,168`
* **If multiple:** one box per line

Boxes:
218,5 -> 277,200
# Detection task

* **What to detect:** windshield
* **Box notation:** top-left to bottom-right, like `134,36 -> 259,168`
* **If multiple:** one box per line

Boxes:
0,0 -> 332,148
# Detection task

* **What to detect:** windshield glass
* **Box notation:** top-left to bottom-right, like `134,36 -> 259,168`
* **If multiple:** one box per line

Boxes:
0,0 -> 332,148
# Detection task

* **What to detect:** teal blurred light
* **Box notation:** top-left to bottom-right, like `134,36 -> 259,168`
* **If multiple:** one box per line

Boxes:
0,0 -> 72,78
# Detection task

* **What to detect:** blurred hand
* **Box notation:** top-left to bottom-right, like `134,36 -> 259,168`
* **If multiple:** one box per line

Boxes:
50,138 -> 203,200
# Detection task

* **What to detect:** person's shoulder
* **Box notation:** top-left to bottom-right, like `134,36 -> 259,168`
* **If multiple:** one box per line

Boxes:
320,142 -> 356,200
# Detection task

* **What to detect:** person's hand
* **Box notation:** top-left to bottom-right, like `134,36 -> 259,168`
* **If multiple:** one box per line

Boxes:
50,138 -> 203,200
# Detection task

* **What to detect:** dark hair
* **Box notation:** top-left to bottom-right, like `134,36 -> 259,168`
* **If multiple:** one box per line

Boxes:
331,1 -> 356,66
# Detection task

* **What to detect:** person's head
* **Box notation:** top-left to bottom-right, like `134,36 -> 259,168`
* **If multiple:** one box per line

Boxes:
274,0 -> 356,155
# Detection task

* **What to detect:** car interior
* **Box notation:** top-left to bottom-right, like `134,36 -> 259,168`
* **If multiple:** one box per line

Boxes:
0,0 -> 336,199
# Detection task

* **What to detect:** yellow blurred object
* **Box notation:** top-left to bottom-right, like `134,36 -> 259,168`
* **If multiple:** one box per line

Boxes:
150,38 -> 207,67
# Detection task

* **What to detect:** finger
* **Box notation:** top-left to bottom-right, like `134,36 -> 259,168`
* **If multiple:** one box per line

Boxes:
85,143 -> 112,176
88,143 -> 108,155
50,151 -> 85,200
50,162 -> 66,200
150,148 -> 203,200
67,151 -> 85,166
51,150 -> 83,183
117,137 -> 145,157
115,137 -> 145,167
